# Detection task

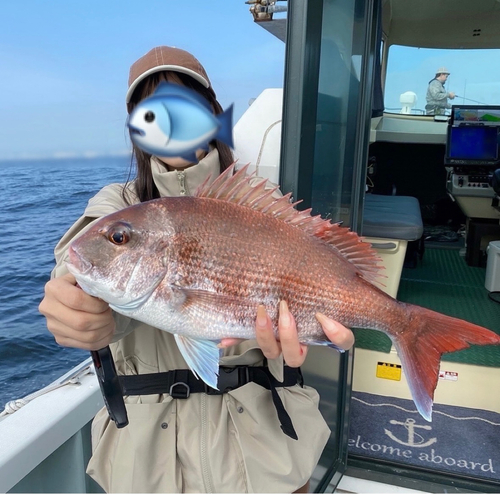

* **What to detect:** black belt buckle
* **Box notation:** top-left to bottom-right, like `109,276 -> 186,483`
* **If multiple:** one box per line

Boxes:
206,366 -> 249,395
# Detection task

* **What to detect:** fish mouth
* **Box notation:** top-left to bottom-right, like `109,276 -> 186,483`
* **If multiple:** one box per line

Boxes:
128,124 -> 146,137
67,245 -> 92,275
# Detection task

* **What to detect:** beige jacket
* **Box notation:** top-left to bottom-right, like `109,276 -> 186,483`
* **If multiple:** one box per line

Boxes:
52,150 -> 330,493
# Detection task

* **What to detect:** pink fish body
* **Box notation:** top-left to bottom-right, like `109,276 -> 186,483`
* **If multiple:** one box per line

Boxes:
67,165 -> 500,421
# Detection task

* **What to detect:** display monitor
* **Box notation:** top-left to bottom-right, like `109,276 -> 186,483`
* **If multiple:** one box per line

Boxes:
451,105 -> 500,126
445,124 -> 499,166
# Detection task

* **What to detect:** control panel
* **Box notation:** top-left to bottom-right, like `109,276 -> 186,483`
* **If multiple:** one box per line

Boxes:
447,171 -> 494,198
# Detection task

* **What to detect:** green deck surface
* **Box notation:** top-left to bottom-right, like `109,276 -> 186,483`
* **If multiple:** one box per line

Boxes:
353,246 -> 500,366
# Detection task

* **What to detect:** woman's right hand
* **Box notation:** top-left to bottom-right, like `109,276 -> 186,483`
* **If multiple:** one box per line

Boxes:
39,273 -> 115,351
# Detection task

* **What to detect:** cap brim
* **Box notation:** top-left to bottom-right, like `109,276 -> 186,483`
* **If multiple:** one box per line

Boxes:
126,65 -> 210,103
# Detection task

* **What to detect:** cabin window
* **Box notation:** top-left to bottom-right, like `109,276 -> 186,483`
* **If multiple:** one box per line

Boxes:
383,45 -> 500,115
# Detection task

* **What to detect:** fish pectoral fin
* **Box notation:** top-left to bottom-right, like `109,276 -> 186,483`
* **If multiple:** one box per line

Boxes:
176,287 -> 257,313
174,335 -> 221,390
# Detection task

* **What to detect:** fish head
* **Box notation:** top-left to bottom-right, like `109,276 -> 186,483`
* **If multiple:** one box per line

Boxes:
128,98 -> 173,156
67,207 -> 172,313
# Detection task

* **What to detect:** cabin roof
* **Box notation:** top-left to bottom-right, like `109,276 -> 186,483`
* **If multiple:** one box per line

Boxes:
383,0 -> 500,49
251,0 -> 500,49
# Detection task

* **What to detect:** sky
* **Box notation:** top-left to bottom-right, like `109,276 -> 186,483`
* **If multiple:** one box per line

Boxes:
0,1 -> 286,161
2,2 -> 499,161
384,46 -> 500,113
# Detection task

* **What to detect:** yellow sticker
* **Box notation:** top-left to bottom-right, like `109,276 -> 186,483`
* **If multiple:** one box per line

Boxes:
376,361 -> 402,381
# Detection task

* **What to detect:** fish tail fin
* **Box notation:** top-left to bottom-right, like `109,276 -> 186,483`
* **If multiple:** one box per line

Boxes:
392,305 -> 500,422
215,105 -> 234,148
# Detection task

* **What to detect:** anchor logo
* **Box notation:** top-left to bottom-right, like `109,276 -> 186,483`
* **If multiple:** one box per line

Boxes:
384,418 -> 437,448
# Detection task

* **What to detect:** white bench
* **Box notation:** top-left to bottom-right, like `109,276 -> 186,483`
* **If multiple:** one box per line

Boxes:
362,194 -> 424,297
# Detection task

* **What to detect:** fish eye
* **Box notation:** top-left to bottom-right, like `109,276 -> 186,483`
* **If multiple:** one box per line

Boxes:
106,223 -> 131,246
144,111 -> 155,123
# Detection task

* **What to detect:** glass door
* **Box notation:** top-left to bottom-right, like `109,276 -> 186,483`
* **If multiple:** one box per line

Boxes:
279,0 -> 380,490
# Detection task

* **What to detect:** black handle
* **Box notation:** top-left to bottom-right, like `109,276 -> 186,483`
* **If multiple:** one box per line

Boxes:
91,347 -> 129,428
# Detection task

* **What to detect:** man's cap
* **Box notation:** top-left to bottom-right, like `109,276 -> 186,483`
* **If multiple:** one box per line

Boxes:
126,46 -> 211,103
436,67 -> 450,75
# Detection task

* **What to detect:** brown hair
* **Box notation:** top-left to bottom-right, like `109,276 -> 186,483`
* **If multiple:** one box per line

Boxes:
123,71 -> 234,204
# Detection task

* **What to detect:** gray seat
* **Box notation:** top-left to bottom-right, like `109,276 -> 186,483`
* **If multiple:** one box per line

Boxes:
362,194 -> 424,241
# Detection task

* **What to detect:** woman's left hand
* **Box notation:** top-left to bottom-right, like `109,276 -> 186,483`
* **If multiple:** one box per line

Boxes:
219,301 -> 355,368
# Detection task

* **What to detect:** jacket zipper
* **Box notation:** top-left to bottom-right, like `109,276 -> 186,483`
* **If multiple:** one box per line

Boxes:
200,393 -> 215,492
178,168 -> 212,490
177,171 -> 187,195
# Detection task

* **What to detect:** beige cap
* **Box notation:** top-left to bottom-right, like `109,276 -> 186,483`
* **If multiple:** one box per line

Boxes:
436,67 -> 450,75
126,46 -> 211,103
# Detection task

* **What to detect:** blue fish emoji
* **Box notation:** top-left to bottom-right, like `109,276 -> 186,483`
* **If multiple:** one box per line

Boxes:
127,82 -> 233,161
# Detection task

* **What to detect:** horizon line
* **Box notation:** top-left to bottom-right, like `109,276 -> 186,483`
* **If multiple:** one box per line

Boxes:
0,150 -> 132,163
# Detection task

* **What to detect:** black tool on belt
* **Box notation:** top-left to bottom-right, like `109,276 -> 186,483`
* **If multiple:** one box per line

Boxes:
91,346 -> 303,439
91,347 -> 129,428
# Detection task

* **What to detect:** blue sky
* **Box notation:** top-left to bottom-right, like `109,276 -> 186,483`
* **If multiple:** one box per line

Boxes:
384,46 -> 500,113
3,2 -> 498,160
0,1 -> 286,160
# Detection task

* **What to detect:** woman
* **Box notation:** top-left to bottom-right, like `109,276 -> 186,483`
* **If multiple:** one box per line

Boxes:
39,46 -> 355,493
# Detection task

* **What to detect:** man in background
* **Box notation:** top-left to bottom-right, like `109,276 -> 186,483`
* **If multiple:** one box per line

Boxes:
426,67 -> 455,115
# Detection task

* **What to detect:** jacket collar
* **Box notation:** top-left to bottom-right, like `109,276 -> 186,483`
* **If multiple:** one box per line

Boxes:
151,149 -> 221,197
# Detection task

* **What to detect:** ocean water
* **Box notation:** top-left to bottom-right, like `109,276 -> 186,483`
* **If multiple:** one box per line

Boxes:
0,156 -> 132,410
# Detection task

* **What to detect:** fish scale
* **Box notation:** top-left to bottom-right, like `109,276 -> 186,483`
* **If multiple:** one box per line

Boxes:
67,164 -> 500,422
165,213 -> 347,336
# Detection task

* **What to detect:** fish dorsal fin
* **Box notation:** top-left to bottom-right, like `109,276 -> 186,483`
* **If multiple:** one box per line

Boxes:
196,163 -> 384,284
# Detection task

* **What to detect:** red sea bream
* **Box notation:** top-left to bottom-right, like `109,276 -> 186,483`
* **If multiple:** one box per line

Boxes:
67,165 -> 500,422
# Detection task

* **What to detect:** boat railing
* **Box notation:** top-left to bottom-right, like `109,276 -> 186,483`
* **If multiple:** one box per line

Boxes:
0,358 -> 104,493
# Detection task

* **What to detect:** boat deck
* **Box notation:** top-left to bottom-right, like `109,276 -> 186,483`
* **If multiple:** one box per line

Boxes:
353,244 -> 500,366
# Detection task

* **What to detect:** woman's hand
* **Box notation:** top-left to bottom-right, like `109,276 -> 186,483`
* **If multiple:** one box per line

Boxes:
219,301 -> 355,367
39,273 -> 115,351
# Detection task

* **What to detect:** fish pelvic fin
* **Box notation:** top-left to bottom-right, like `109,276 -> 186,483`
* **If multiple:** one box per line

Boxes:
174,335 -> 221,390
303,339 -> 345,353
214,104 -> 234,149
195,163 -> 384,285
393,305 -> 500,422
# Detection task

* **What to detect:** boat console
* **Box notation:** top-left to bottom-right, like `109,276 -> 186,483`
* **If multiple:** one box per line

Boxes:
445,105 -> 500,265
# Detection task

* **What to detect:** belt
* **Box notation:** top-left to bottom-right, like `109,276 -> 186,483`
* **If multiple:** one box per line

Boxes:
119,366 -> 303,440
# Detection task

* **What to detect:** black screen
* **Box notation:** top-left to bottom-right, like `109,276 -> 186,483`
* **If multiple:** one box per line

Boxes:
446,125 -> 499,164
